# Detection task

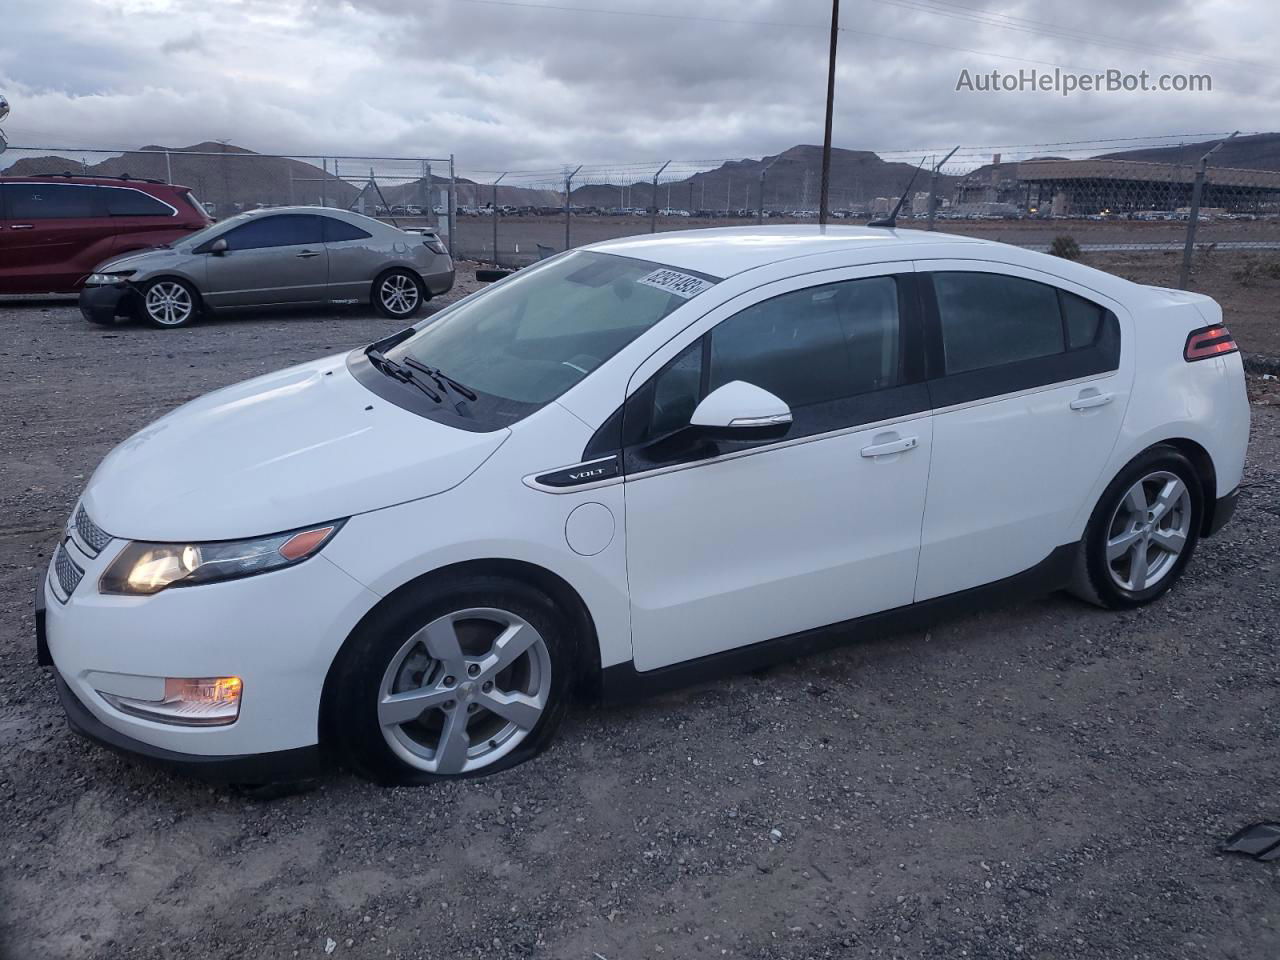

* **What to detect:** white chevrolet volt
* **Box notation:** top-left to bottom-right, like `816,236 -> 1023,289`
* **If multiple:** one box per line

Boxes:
38,226 -> 1249,785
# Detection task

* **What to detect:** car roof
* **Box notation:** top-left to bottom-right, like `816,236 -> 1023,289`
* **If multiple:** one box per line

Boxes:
585,225 -> 991,277
0,174 -> 184,190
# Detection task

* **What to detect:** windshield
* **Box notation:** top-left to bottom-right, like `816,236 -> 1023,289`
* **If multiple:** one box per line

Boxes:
177,210 -> 256,248
387,251 -> 716,411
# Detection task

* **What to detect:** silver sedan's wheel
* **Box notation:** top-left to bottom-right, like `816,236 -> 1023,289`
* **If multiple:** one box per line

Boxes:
377,607 -> 552,775
377,272 -> 421,317
1105,470 -> 1193,592
143,280 -> 196,327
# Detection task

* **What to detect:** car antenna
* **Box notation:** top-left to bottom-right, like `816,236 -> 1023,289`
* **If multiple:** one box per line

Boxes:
867,155 -> 927,228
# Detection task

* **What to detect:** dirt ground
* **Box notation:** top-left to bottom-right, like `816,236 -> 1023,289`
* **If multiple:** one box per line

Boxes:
1,264 -> 1278,960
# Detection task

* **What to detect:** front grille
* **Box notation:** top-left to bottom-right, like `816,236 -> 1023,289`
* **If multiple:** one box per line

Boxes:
53,543 -> 85,599
74,506 -> 112,556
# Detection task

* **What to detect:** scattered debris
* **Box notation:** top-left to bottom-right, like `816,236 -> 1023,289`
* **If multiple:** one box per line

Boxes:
1220,823 -> 1280,861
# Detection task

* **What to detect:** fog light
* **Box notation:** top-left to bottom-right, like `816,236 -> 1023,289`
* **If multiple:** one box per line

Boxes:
98,676 -> 243,726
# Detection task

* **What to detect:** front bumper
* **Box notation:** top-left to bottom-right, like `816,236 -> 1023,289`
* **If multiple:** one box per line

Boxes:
41,523 -> 381,778
55,672 -> 323,783
78,282 -> 136,324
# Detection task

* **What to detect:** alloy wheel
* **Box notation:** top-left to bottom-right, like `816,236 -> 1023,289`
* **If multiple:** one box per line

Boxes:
379,274 -> 420,316
1105,470 -> 1193,592
145,281 -> 194,326
377,607 -> 552,774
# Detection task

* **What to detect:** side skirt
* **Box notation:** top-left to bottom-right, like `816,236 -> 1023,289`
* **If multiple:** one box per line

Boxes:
599,542 -> 1079,703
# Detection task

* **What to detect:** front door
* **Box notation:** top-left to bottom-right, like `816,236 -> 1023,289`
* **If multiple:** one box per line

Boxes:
203,213 -> 328,307
913,263 -> 1133,601
620,267 -> 933,672
0,182 -> 102,293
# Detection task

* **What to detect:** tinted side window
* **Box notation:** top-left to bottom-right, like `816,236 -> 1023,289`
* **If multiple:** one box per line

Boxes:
1061,289 -> 1106,349
709,277 -> 900,410
933,272 -> 1064,374
322,217 -> 373,242
2,183 -> 98,219
103,188 -> 174,217
222,214 -> 323,250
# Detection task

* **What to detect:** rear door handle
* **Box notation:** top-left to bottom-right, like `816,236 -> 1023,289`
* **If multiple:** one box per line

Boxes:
296,250 -> 321,258
10,224 -> 34,230
861,436 -> 918,458
1070,391 -> 1114,411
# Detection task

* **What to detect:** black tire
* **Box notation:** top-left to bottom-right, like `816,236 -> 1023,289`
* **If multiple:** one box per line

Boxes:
327,575 -> 577,785
372,268 -> 426,319
136,277 -> 200,329
1070,445 -> 1203,609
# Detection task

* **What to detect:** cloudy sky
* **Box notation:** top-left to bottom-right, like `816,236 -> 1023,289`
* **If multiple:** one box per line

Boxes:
2,0 -> 1278,178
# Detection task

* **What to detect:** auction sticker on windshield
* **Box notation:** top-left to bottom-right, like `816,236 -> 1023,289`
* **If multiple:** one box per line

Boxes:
637,269 -> 712,299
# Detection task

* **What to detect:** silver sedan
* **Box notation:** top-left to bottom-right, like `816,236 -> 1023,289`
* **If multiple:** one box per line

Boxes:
79,206 -> 454,328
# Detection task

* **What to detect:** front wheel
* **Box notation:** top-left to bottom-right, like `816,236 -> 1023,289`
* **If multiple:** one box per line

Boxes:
1071,446 -> 1203,609
328,576 -> 576,785
138,278 -> 200,329
372,269 -> 425,319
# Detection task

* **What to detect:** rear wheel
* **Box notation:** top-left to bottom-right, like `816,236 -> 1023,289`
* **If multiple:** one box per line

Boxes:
328,575 -> 576,784
372,269 -> 425,319
1071,447 -> 1203,609
138,278 -> 199,329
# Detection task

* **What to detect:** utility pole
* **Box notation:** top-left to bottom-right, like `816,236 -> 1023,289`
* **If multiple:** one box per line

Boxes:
491,172 -> 507,266
818,0 -> 840,226
1179,131 -> 1237,288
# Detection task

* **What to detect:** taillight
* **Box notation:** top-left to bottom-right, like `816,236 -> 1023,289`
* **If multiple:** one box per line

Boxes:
422,236 -> 448,256
1184,324 -> 1238,362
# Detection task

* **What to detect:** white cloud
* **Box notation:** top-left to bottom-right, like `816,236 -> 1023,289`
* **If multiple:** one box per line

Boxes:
1,0 -> 1277,178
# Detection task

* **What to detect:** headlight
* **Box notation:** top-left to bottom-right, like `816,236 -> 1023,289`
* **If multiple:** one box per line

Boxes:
99,522 -> 343,595
85,272 -> 134,286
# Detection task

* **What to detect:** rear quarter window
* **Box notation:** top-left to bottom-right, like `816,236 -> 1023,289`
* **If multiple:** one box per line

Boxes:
103,187 -> 175,217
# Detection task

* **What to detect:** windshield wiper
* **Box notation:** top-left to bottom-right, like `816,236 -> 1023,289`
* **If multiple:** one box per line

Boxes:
402,357 -> 478,413
366,347 -> 442,403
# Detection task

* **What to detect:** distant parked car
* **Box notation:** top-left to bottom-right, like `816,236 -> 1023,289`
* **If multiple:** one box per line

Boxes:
77,206 -> 454,328
0,174 -> 213,294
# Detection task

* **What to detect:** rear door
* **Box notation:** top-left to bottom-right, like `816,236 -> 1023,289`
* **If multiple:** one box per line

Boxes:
0,182 -> 102,293
914,262 -> 1133,601
101,185 -> 182,255
203,214 -> 328,307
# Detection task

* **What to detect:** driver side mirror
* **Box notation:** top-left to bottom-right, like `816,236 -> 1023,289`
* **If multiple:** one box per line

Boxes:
206,237 -> 228,255
689,380 -> 792,442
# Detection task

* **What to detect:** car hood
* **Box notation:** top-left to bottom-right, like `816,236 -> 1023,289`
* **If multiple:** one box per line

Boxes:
96,247 -> 185,273
81,353 -> 509,542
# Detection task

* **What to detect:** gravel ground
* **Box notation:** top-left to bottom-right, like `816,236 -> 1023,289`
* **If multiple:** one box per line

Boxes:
1,264 -> 1278,960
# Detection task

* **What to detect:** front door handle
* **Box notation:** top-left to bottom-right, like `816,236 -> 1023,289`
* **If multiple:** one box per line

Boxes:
10,224 -> 34,230
861,435 -> 918,458
295,250 -> 321,258
1070,390 -> 1114,411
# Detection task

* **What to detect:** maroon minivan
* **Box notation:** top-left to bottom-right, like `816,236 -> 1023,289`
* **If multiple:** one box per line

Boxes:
0,175 -> 213,294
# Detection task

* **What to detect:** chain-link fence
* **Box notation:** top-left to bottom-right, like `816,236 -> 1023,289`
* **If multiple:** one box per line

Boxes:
6,135 -> 1278,288
1,144 -> 458,236
445,134 -> 1280,289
